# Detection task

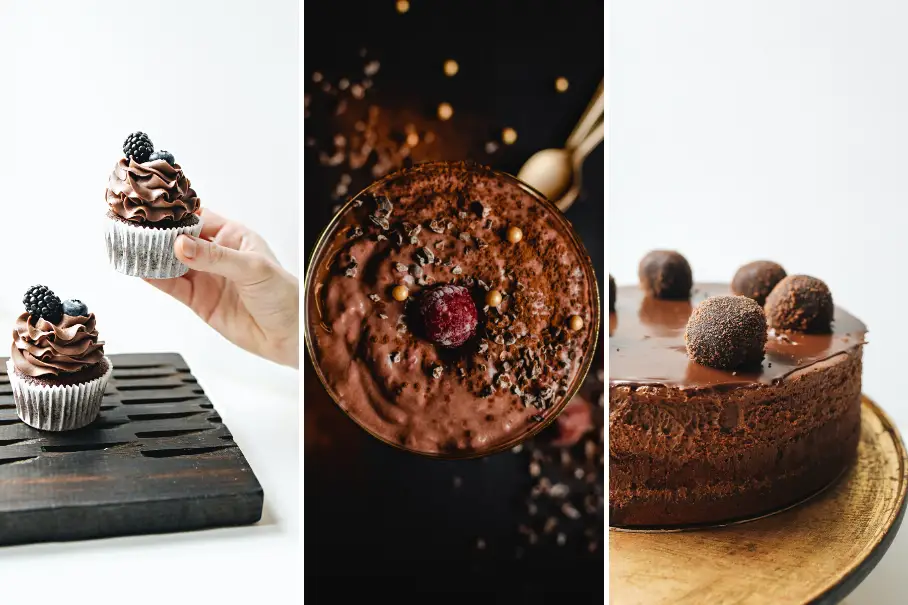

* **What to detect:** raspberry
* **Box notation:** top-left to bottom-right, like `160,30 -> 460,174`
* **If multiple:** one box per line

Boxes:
419,284 -> 478,348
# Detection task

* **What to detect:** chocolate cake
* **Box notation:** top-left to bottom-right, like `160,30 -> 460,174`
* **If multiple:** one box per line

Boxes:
306,161 -> 599,457
609,280 -> 866,527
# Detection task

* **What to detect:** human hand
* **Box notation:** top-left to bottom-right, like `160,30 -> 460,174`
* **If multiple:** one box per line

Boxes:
145,208 -> 299,368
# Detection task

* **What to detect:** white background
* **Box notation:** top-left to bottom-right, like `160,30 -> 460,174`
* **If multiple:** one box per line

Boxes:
612,0 -> 908,602
0,1 -> 299,601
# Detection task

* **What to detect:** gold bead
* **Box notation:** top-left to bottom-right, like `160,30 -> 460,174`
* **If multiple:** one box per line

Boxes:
486,289 -> 503,308
506,226 -> 523,243
443,60 -> 459,77
555,77 -> 569,92
437,102 -> 453,121
502,127 -> 518,145
569,315 -> 584,331
392,285 -> 409,301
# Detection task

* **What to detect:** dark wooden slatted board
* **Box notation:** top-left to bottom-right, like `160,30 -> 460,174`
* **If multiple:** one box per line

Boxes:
0,352 -> 263,546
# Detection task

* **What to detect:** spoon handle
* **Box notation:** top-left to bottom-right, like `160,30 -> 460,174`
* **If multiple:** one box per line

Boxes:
565,79 -> 604,151
571,116 -> 604,164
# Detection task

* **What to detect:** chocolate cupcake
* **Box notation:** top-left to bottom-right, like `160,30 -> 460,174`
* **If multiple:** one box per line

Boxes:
6,286 -> 112,431
104,131 -> 202,278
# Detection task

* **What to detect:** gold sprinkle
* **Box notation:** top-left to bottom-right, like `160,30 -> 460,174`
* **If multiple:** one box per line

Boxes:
506,226 -> 523,243
569,315 -> 584,331
396,0 -> 410,13
486,290 -> 503,308
502,127 -> 518,145
392,285 -> 409,301
438,102 -> 453,121
444,59 -> 459,77
555,77 -> 569,92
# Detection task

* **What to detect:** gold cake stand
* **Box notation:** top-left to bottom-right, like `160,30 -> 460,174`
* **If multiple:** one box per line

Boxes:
610,396 -> 908,605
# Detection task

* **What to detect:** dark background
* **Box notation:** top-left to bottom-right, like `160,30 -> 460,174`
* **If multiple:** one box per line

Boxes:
304,1 -> 604,601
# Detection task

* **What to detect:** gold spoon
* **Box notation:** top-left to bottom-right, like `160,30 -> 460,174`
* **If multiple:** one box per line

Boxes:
517,80 -> 605,212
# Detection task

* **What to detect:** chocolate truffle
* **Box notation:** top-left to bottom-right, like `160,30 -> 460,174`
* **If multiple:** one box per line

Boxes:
684,295 -> 767,370
765,275 -> 834,333
609,274 -> 616,312
638,250 -> 692,300
731,260 -> 787,306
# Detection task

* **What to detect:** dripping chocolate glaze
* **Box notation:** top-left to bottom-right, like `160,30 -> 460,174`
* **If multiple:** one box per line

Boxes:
609,283 -> 866,389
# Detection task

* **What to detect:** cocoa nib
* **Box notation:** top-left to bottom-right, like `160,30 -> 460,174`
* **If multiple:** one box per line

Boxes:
416,247 -> 435,266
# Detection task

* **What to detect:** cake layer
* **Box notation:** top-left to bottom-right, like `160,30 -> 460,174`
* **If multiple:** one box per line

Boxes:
609,283 -> 866,527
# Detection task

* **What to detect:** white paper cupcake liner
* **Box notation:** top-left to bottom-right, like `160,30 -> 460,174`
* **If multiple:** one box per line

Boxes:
6,358 -> 113,432
104,214 -> 203,279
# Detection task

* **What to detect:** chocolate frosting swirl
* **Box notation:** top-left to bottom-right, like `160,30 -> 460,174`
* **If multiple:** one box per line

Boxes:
106,158 -> 200,223
11,313 -> 105,377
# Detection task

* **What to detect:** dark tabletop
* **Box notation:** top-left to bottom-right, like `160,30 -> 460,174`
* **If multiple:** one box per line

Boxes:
304,1 -> 604,601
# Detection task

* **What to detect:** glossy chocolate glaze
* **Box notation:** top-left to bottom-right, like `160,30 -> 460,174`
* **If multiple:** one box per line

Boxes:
609,283 -> 867,389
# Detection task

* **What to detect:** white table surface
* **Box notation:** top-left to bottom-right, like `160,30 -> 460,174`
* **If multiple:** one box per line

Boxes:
0,1 -> 300,600
612,1 -> 908,601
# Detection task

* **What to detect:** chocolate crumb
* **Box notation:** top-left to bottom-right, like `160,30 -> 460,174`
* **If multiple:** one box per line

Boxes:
416,247 -> 435,266
369,215 -> 390,230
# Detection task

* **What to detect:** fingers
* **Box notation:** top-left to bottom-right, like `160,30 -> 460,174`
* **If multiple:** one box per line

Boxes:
198,208 -> 231,241
175,235 -> 275,287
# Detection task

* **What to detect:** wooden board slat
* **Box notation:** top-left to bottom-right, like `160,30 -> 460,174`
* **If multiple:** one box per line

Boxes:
0,353 -> 263,545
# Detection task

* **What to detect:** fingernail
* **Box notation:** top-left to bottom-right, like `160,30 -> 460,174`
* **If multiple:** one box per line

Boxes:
180,236 -> 197,259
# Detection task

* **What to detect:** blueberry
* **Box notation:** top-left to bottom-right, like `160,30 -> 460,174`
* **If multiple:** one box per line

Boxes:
62,299 -> 88,317
148,150 -> 175,166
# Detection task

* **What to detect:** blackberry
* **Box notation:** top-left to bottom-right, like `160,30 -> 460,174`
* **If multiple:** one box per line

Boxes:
23,285 -> 63,324
148,150 -> 175,165
63,299 -> 88,317
123,131 -> 154,163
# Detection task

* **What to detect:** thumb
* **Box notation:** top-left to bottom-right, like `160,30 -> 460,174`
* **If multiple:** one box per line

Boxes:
175,235 -> 274,286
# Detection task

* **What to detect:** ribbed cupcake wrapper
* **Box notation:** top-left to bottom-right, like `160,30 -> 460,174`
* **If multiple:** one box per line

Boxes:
6,358 -> 113,432
104,214 -> 203,279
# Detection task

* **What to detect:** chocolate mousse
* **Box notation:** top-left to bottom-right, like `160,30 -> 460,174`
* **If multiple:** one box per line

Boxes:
306,161 -> 599,456
609,280 -> 866,527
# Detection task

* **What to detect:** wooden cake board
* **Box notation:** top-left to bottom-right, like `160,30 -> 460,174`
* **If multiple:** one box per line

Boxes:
0,353 -> 263,546
610,396 -> 908,605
